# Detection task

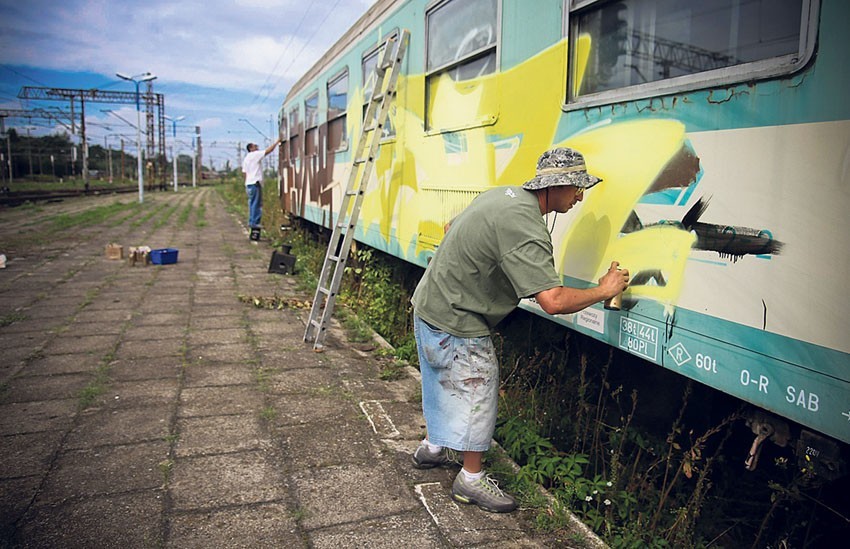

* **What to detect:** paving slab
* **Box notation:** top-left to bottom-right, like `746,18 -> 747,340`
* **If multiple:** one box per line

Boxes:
115,337 -> 185,360
169,451 -> 287,510
280,418 -> 381,469
123,324 -> 186,341
0,476 -> 41,536
15,491 -> 164,547
187,342 -> 254,363
64,406 -> 171,449
20,353 -> 99,377
2,373 -> 93,403
108,356 -> 183,381
37,440 -> 169,504
43,334 -> 117,355
166,503 -> 302,549
0,431 -> 65,478
175,414 -> 268,458
178,385 -> 263,417
289,463 -> 420,531
0,399 -> 77,435
309,510 -> 444,549
187,327 -> 247,346
103,378 -> 181,408
266,392 -> 362,427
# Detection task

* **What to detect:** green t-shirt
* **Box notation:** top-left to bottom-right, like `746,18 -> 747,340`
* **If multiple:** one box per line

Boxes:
412,186 -> 562,337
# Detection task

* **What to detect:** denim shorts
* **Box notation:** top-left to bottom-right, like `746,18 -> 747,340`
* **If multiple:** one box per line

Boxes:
413,314 -> 499,452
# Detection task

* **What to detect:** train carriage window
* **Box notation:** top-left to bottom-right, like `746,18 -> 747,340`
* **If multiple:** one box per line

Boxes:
288,108 -> 300,161
279,115 -> 288,160
568,0 -> 812,107
305,91 -> 319,156
327,69 -> 349,152
425,0 -> 500,132
362,35 -> 398,140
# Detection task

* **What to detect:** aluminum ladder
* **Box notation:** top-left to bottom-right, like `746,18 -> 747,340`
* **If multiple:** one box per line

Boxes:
303,29 -> 409,350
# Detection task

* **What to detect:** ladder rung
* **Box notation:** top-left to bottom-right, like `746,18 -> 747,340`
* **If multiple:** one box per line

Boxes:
345,190 -> 360,196
372,93 -> 384,102
328,255 -> 340,262
310,319 -> 322,328
318,286 -> 331,295
353,157 -> 370,165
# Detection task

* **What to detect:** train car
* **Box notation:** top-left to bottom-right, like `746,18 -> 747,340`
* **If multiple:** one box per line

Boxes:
279,0 -> 849,470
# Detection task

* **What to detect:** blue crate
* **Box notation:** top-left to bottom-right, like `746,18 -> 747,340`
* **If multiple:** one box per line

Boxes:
150,248 -> 178,265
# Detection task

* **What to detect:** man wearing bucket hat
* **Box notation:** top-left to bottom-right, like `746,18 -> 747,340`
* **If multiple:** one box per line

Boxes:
410,147 -> 629,513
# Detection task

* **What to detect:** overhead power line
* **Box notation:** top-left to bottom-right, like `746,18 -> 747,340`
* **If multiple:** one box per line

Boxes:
249,0 -> 319,109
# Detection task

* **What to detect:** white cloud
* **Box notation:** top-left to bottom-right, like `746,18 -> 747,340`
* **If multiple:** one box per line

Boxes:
1,0 -> 372,91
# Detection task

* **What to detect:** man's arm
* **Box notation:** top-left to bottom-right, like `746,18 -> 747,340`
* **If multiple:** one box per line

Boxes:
264,137 -> 282,156
535,261 -> 629,315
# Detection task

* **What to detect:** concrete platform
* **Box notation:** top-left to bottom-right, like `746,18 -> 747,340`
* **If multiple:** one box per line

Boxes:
0,187 -> 603,548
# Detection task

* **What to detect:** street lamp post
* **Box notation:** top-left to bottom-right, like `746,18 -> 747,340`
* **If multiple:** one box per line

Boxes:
104,135 -> 113,183
116,71 -> 156,203
164,115 -> 185,192
193,126 -> 200,188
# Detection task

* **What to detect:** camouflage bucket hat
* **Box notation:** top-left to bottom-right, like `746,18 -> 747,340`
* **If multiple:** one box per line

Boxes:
521,147 -> 602,191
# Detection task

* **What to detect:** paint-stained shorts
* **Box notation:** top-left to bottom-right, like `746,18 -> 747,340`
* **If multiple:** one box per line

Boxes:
413,314 -> 499,452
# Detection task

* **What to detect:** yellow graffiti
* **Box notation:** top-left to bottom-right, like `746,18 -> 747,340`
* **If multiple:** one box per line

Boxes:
557,120 -> 697,312
328,36 -> 695,312
572,33 -> 592,98
356,39 -> 569,256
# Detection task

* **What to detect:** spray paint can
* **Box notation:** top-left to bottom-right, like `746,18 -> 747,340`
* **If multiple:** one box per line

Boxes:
604,292 -> 622,310
604,265 -> 624,310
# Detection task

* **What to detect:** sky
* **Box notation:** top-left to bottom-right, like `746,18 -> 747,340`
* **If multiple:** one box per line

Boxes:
0,0 -> 375,170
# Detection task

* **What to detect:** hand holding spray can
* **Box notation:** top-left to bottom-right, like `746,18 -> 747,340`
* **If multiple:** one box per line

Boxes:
602,262 -> 628,310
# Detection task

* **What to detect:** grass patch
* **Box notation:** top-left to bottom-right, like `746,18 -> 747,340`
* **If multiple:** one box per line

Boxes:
47,201 -> 137,232
195,200 -> 207,227
152,201 -> 180,229
158,458 -> 175,483
0,311 -> 27,327
255,367 -> 278,392
78,350 -> 114,410
378,359 -> 407,381
337,307 -> 374,344
260,406 -> 277,421
130,202 -> 169,229
78,368 -> 110,409
177,201 -> 193,228
291,506 -> 310,522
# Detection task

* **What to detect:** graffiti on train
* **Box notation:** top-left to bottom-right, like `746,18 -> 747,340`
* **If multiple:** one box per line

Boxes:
299,40 -> 783,314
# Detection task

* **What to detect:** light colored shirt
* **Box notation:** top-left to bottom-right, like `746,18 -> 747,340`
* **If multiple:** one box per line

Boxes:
242,150 -> 265,186
412,186 -> 562,337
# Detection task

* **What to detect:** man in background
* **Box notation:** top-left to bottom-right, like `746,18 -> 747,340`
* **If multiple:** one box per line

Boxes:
242,138 -> 281,241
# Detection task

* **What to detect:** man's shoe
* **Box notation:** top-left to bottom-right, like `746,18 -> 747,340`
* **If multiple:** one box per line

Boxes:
452,472 -> 517,513
249,227 -> 261,241
412,442 -> 458,469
